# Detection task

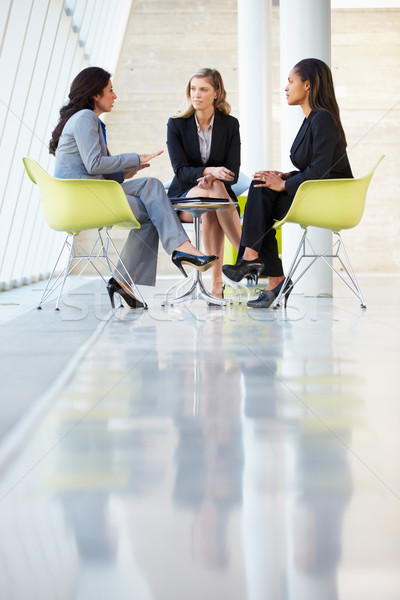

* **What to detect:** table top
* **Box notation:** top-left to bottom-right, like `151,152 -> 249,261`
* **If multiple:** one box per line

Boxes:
170,197 -> 238,213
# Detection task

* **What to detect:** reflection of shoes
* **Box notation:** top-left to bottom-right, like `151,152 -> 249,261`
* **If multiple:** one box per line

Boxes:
171,251 -> 218,278
247,278 -> 293,309
107,278 -> 144,309
222,258 -> 265,285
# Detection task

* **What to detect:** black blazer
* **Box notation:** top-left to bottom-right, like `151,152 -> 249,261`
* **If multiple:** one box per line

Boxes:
285,110 -> 353,197
166,111 -> 240,201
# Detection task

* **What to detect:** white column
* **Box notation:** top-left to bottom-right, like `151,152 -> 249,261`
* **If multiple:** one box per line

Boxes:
280,0 -> 332,297
238,0 -> 273,176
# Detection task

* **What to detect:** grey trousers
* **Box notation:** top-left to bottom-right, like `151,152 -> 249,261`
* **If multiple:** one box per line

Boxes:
115,177 -> 188,286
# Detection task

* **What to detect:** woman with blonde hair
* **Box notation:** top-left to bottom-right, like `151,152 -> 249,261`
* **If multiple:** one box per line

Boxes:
167,68 -> 242,300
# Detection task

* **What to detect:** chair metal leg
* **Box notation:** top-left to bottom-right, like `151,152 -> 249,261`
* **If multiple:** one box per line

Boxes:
37,236 -> 72,309
97,230 -> 113,276
54,235 -> 77,311
57,234 -> 101,310
37,228 -> 146,311
301,233 -> 366,307
273,228 -> 308,307
273,228 -> 366,309
331,233 -> 366,308
70,232 -> 114,283
37,234 -> 78,311
53,234 -> 107,310
104,229 -> 148,308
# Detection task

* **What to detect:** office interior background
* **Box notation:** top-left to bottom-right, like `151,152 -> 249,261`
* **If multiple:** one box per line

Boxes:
0,2 -> 400,600
0,0 -> 399,290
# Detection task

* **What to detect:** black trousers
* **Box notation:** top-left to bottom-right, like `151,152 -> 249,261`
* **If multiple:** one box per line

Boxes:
239,180 -> 294,277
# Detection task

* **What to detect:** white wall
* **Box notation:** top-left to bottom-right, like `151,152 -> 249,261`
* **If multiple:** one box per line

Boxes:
0,0 -> 131,290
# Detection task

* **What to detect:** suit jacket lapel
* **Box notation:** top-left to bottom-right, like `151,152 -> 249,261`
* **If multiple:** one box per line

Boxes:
290,111 -> 314,156
187,114 -> 202,163
97,119 -> 109,156
210,113 -> 223,159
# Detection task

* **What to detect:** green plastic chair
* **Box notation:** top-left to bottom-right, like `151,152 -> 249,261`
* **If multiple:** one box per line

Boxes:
272,155 -> 385,309
23,157 -> 144,310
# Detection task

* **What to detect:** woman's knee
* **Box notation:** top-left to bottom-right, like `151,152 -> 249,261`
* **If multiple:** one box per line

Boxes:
247,180 -> 274,208
248,179 -> 267,196
210,179 -> 227,196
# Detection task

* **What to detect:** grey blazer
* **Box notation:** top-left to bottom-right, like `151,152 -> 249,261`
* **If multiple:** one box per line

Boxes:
53,109 -> 140,181
51,108 -> 188,287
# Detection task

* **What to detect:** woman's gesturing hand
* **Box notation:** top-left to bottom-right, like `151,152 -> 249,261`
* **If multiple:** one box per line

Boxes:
138,150 -> 163,164
123,150 -> 163,179
123,163 -> 151,179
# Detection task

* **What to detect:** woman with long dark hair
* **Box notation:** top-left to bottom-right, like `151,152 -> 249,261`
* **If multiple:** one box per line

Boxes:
167,68 -> 241,300
222,58 -> 353,308
49,67 -> 217,309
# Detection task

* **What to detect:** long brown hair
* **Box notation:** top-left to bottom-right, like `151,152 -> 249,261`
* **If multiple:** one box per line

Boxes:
294,58 -> 347,145
49,66 -> 111,155
174,67 -> 231,119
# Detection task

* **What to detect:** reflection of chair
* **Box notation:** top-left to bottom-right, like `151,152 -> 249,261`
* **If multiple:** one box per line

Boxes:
23,157 -> 144,310
273,155 -> 384,309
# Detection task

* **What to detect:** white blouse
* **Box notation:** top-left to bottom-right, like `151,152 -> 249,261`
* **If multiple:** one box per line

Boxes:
194,113 -> 214,165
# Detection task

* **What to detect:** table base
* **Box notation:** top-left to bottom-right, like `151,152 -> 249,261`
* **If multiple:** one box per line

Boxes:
163,198 -> 238,307
162,269 -> 232,307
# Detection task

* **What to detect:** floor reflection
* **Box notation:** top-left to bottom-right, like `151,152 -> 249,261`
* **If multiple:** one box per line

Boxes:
0,280 -> 400,599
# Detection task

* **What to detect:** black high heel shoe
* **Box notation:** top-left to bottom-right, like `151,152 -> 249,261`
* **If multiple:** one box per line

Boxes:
222,258 -> 265,285
247,278 -> 293,309
107,277 -> 144,309
171,251 -> 218,278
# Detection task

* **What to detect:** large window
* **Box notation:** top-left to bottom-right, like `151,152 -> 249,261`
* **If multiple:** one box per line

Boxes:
0,0 -> 131,290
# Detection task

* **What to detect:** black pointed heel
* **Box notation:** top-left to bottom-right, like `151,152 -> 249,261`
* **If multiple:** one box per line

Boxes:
171,251 -> 218,278
106,278 -> 144,309
222,258 -> 265,284
107,283 -> 116,308
247,278 -> 293,309
282,280 -> 293,309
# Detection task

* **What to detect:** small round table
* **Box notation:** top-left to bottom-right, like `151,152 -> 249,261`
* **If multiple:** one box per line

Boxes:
162,199 -> 238,307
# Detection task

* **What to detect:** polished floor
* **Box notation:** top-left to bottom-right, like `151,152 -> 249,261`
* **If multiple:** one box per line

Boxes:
0,275 -> 400,600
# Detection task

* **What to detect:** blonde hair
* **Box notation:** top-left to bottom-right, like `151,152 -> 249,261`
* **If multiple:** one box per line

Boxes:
174,67 -> 231,119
